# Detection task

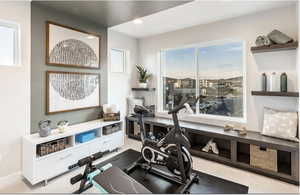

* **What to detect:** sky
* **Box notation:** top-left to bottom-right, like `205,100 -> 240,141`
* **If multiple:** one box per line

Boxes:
163,42 -> 243,80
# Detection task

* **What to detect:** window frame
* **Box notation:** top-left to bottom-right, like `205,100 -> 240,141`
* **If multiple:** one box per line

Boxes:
0,20 -> 21,67
157,39 -> 247,123
110,48 -> 128,73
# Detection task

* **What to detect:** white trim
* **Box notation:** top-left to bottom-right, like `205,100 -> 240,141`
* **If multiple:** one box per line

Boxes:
0,19 -> 21,67
157,38 -> 247,123
0,171 -> 22,188
160,38 -> 244,52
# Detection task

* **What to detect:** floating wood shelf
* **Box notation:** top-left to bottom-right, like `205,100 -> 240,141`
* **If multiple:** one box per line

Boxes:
251,91 -> 299,97
251,41 -> 298,53
132,88 -> 156,91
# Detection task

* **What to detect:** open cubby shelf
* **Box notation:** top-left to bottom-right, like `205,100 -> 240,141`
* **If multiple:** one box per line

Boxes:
188,132 -> 231,160
126,116 -> 299,185
190,146 -> 231,160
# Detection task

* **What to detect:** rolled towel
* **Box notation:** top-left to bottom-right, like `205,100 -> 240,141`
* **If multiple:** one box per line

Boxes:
255,35 -> 272,46
268,29 -> 293,44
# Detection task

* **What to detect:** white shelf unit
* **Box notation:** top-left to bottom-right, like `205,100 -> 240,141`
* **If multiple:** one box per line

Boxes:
22,119 -> 124,185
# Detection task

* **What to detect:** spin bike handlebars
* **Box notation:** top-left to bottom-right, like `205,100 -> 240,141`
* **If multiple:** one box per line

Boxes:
168,96 -> 200,115
69,150 -> 110,185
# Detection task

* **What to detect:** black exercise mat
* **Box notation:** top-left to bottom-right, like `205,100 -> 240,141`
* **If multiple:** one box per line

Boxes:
96,149 -> 248,194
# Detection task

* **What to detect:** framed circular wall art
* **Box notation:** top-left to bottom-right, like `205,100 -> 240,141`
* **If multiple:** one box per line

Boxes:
46,21 -> 101,69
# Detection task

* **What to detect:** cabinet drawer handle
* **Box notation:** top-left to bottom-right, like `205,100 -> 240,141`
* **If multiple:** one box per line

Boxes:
103,140 -> 111,144
59,154 -> 72,160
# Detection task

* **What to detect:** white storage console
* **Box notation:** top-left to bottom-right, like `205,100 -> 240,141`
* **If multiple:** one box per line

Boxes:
22,119 -> 124,185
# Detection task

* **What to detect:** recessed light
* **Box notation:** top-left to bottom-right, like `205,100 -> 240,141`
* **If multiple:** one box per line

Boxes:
133,18 -> 143,24
87,35 -> 96,39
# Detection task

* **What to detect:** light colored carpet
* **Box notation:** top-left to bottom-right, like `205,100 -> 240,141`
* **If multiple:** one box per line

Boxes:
0,137 -> 299,193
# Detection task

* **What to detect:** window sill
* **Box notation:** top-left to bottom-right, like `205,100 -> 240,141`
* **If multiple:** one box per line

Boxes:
155,111 -> 246,127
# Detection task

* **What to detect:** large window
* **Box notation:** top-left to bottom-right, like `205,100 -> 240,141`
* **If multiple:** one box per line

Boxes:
0,21 -> 20,66
160,41 -> 245,119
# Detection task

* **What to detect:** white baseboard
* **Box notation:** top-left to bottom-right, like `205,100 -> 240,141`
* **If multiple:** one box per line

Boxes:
0,172 -> 22,187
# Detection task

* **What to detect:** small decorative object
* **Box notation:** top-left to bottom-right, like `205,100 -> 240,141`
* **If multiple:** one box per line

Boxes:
255,35 -> 272,46
267,29 -> 293,44
280,72 -> 288,92
232,123 -> 247,136
57,120 -> 69,133
224,124 -> 234,131
136,65 -> 151,88
269,72 -> 277,91
46,21 -> 100,69
38,120 -> 52,137
202,139 -> 219,155
46,71 -> 100,114
261,73 -> 267,91
238,127 -> 247,136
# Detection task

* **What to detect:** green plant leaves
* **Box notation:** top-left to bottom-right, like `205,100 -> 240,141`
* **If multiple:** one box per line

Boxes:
136,65 -> 151,83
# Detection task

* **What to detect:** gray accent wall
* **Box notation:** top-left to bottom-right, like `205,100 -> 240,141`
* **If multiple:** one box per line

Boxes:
31,3 -> 108,133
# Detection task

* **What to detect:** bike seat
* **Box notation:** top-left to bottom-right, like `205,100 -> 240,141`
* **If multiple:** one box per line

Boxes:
134,105 -> 150,115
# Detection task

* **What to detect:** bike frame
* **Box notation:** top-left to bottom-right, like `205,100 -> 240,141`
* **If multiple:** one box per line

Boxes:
136,109 -> 191,183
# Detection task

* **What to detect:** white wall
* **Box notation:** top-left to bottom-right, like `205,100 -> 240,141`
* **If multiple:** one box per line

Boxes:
138,6 -> 298,131
298,2 -> 300,131
107,30 -> 139,118
0,2 -> 31,178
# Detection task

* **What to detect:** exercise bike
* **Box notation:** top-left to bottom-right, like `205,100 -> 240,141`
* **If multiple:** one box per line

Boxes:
126,97 -> 200,194
69,150 -> 151,194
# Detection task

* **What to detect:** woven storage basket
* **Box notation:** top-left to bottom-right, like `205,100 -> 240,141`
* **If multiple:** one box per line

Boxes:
103,112 -> 120,121
250,145 -> 278,172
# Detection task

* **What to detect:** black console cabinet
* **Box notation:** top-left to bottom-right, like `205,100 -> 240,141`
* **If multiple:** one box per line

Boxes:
126,116 -> 299,185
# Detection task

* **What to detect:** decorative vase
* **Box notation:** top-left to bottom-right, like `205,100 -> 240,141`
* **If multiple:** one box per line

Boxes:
38,120 -> 52,137
57,120 -> 69,134
138,83 -> 147,88
280,72 -> 287,92
269,72 -> 277,91
262,73 -> 267,91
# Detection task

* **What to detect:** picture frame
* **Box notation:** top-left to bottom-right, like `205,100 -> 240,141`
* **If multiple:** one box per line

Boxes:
46,71 -> 100,114
46,21 -> 101,69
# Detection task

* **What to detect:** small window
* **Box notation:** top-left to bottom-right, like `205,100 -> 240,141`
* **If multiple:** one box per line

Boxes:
110,48 -> 127,73
0,21 -> 20,66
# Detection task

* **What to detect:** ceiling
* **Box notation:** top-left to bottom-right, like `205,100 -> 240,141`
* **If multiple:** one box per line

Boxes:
32,1 -> 191,27
110,0 -> 297,38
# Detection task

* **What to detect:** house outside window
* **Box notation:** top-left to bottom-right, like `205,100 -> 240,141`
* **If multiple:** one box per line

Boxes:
159,40 -> 245,121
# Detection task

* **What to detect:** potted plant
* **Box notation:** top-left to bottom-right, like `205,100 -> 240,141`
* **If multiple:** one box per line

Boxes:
136,65 -> 151,88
